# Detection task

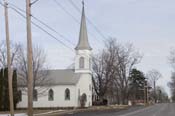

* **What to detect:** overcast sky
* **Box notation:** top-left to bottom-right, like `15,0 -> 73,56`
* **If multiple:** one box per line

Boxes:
0,0 -> 175,96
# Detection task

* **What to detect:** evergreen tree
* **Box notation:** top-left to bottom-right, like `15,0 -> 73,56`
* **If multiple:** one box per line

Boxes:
3,68 -> 9,111
13,69 -> 18,109
129,69 -> 146,103
0,68 -> 19,111
0,69 -> 3,111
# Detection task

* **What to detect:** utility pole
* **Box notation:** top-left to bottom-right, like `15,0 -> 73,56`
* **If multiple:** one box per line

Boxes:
26,0 -> 34,116
144,79 -> 149,106
4,0 -> 14,116
146,82 -> 149,105
154,80 -> 156,103
144,81 -> 146,106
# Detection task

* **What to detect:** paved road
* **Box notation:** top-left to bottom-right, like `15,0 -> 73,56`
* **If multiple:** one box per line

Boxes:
61,103 -> 175,116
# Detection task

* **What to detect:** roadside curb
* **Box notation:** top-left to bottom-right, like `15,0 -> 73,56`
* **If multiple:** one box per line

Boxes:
34,105 -> 129,116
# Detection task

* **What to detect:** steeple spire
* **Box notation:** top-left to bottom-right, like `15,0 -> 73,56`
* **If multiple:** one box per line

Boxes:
82,0 -> 84,6
75,1 -> 92,50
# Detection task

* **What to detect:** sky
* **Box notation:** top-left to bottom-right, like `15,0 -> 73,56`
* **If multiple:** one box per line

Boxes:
0,0 -> 175,96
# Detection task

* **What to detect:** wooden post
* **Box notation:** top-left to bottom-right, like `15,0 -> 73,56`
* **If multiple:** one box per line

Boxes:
146,81 -> 149,105
154,80 -> 156,103
4,0 -> 14,116
144,81 -> 146,106
26,0 -> 34,116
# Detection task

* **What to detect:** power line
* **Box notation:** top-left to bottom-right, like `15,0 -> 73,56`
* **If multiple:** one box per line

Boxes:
53,0 -> 79,24
69,0 -> 81,13
31,21 -> 74,51
8,2 -> 75,47
0,3 -> 74,51
68,0 -> 107,41
53,0 -> 102,48
10,6 -> 97,60
32,16 -> 75,46
0,1 -> 101,62
30,0 -> 40,5
1,1 -> 101,52
4,1 -> 100,55
0,1 -> 103,63
86,18 -> 107,41
0,1 -> 103,65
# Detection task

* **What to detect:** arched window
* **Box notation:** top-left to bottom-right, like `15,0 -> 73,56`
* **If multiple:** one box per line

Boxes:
18,90 -> 22,101
78,89 -> 80,100
80,93 -> 87,107
65,88 -> 70,100
89,58 -> 91,69
48,89 -> 54,101
79,57 -> 85,69
33,89 -> 38,101
89,84 -> 92,91
81,93 -> 87,102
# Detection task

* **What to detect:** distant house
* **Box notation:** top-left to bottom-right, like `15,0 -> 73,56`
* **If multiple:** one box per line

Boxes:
17,4 -> 93,108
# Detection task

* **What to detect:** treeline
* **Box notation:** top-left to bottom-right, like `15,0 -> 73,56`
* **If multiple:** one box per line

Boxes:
0,68 -> 19,111
92,38 -> 169,105
92,38 -> 142,105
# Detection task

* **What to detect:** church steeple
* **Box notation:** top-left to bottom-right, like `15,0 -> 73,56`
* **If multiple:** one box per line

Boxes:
75,1 -> 92,73
75,1 -> 92,50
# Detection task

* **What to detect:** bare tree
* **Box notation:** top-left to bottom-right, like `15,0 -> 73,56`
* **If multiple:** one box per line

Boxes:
17,45 -> 50,97
92,50 -> 116,102
0,41 -> 50,96
168,49 -> 175,102
114,43 -> 141,104
168,72 -> 175,102
147,69 -> 162,103
169,49 -> 175,69
92,38 -> 142,105
0,41 -> 21,68
156,86 -> 169,103
0,40 -> 50,116
92,53 -> 107,101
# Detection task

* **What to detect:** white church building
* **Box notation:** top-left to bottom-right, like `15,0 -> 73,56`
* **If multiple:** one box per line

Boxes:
17,3 -> 93,108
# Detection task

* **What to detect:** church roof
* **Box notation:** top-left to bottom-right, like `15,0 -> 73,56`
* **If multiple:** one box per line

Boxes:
17,69 -> 81,87
47,69 -> 80,85
75,3 -> 92,50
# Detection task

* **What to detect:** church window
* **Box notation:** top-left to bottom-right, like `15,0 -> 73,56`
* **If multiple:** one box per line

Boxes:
33,89 -> 38,101
81,93 -> 87,102
65,88 -> 70,100
79,57 -> 85,69
89,58 -> 91,69
18,90 -> 22,101
48,89 -> 54,101
89,84 -> 92,91
78,89 -> 80,101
